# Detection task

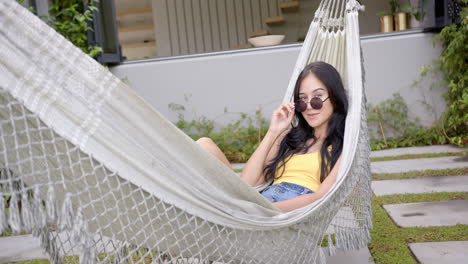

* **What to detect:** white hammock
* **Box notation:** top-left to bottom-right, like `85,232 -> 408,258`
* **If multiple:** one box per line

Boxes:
0,0 -> 371,263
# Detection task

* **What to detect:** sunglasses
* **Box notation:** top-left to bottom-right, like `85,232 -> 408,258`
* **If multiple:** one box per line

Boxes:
295,97 -> 329,112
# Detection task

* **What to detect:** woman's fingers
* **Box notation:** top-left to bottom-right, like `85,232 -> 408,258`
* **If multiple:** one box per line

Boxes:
269,103 -> 295,134
276,102 -> 294,117
272,103 -> 295,124
287,105 -> 295,121
282,102 -> 295,112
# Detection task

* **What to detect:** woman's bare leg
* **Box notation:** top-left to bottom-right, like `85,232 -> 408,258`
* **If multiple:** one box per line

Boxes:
196,137 -> 232,169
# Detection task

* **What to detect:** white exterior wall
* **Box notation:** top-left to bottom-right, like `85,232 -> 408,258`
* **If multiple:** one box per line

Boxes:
110,32 -> 447,128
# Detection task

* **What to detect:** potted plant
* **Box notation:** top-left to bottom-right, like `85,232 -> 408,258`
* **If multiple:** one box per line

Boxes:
394,2 -> 409,31
378,0 -> 409,32
377,0 -> 398,32
377,11 -> 394,32
400,0 -> 427,29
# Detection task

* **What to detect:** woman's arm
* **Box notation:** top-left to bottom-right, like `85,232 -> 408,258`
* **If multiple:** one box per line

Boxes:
251,130 -> 288,186
265,129 -> 289,164
240,130 -> 281,186
273,155 -> 342,212
240,103 -> 295,186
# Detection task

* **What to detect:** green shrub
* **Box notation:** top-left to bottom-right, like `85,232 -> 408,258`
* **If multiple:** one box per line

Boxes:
169,102 -> 268,162
367,93 -> 448,150
433,0 -> 468,146
17,0 -> 102,58
49,0 -> 102,57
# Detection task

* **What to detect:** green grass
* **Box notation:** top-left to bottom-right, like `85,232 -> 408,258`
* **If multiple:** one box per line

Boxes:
370,151 -> 467,162
369,192 -> 468,264
372,167 -> 468,181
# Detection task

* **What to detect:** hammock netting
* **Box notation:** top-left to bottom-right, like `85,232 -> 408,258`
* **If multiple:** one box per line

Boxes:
0,0 -> 372,263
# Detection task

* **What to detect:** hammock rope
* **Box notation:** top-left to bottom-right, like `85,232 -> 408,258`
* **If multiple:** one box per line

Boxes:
0,0 -> 371,263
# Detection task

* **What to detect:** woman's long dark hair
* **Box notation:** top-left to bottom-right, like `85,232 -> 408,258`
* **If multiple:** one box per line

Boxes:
264,61 -> 348,183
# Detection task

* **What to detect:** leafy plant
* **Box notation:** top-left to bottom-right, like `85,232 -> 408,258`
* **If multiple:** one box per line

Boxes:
18,0 -> 103,58
367,93 -> 448,150
367,93 -> 418,143
432,0 -> 468,146
377,0 -> 401,16
412,1 -> 468,147
400,0 -> 427,21
48,0 -> 103,57
389,0 -> 400,15
169,101 -> 268,162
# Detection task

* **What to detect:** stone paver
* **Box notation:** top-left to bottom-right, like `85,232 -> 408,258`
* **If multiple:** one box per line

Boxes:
371,175 -> 468,196
409,241 -> 468,264
325,247 -> 374,264
231,163 -> 244,170
371,145 -> 466,158
0,234 -> 48,262
0,233 -> 117,263
383,200 -> 468,227
371,155 -> 468,174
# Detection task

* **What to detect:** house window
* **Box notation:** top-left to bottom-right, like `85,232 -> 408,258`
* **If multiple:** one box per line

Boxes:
88,0 -> 123,64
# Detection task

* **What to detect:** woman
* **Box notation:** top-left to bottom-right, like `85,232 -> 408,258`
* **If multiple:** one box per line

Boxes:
197,61 -> 348,212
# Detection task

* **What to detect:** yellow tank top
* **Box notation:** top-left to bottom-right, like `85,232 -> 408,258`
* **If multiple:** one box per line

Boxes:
272,152 -> 321,192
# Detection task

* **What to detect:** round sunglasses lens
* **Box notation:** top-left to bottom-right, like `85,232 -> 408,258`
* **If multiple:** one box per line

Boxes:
296,101 -> 308,112
310,97 -> 323,109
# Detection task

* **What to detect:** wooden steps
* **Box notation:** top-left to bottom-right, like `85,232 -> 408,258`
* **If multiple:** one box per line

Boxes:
118,24 -> 154,32
118,24 -> 155,44
115,1 -> 156,60
248,30 -> 269,38
121,41 -> 157,60
116,7 -> 152,16
265,15 -> 285,25
121,41 -> 156,49
280,1 -> 300,12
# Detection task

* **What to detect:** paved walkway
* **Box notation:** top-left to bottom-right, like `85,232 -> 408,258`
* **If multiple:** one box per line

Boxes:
325,247 -> 374,264
0,235 -> 47,263
383,200 -> 468,227
370,144 -> 465,158
372,175 -> 468,196
371,155 -> 468,174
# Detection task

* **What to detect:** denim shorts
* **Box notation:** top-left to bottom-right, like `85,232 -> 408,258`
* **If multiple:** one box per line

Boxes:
261,182 -> 314,202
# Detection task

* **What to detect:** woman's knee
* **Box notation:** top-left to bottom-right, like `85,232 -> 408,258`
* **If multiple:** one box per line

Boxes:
196,137 -> 214,147
196,137 -> 232,169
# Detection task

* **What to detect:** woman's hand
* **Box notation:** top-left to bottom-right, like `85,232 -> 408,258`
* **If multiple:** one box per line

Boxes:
269,102 -> 295,135
240,102 -> 295,186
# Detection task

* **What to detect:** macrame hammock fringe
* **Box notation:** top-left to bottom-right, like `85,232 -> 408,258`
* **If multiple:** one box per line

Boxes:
0,0 -> 371,263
